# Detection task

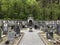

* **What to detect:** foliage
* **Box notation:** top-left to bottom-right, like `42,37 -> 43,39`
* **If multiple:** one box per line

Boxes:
0,0 -> 60,20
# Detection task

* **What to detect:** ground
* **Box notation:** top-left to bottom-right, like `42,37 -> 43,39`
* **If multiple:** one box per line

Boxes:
18,28 -> 45,45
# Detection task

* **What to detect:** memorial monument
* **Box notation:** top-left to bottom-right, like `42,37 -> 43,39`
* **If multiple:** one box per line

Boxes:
27,16 -> 34,28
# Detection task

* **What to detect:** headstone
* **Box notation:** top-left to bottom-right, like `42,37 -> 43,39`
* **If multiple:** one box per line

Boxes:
29,27 -> 33,32
14,22 -> 20,37
8,29 -> 15,45
56,24 -> 60,35
34,25 -> 38,29
49,30 -> 53,38
46,30 -> 53,39
2,22 -> 8,35
22,21 -> 25,28
46,32 -> 50,39
0,27 -> 2,41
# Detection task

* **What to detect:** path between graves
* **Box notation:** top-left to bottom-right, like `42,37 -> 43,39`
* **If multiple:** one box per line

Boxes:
18,29 -> 46,45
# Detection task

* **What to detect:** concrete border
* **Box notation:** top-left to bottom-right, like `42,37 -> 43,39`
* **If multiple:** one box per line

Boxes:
17,32 -> 24,45
38,33 -> 48,45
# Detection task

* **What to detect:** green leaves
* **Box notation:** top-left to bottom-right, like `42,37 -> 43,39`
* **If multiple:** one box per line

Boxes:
0,0 -> 60,20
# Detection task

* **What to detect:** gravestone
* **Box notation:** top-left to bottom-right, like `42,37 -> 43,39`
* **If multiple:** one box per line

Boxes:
8,29 -> 15,45
46,30 -> 53,39
29,27 -> 33,32
56,24 -> 60,35
22,21 -> 25,28
34,25 -> 38,29
49,30 -> 53,39
34,24 -> 40,29
2,21 -> 8,35
0,27 -> 2,41
14,22 -> 20,37
46,32 -> 50,39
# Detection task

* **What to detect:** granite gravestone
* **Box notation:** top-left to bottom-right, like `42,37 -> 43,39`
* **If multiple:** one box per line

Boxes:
46,30 -> 53,39
14,22 -> 20,37
0,28 -> 1,41
2,21 -> 8,35
34,25 -> 38,29
22,21 -> 25,28
8,29 -> 15,45
56,24 -> 60,35
49,30 -> 53,38
34,24 -> 40,29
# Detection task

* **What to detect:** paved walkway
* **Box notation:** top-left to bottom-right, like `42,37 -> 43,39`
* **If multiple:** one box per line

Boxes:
18,28 -> 45,45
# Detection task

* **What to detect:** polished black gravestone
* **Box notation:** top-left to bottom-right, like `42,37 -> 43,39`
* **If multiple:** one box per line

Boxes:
34,25 -> 38,29
46,30 -> 53,39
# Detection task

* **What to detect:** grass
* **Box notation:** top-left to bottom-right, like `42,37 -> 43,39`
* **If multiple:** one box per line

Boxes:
54,34 -> 60,42
39,31 -> 53,45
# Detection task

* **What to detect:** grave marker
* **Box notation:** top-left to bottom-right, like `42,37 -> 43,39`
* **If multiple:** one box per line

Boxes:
14,22 -> 20,37
56,24 -> 60,35
46,30 -> 53,39
2,21 -> 8,35
0,27 -> 2,41
8,29 -> 15,45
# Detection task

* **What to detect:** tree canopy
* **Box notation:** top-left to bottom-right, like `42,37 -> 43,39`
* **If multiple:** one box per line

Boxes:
0,0 -> 60,20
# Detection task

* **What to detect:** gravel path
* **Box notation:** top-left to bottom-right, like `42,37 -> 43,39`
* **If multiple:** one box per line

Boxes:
18,28 -> 46,45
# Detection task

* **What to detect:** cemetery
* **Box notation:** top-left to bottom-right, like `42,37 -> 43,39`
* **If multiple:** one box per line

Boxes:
0,20 -> 24,45
0,16 -> 60,45
0,0 -> 60,45
39,21 -> 60,45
